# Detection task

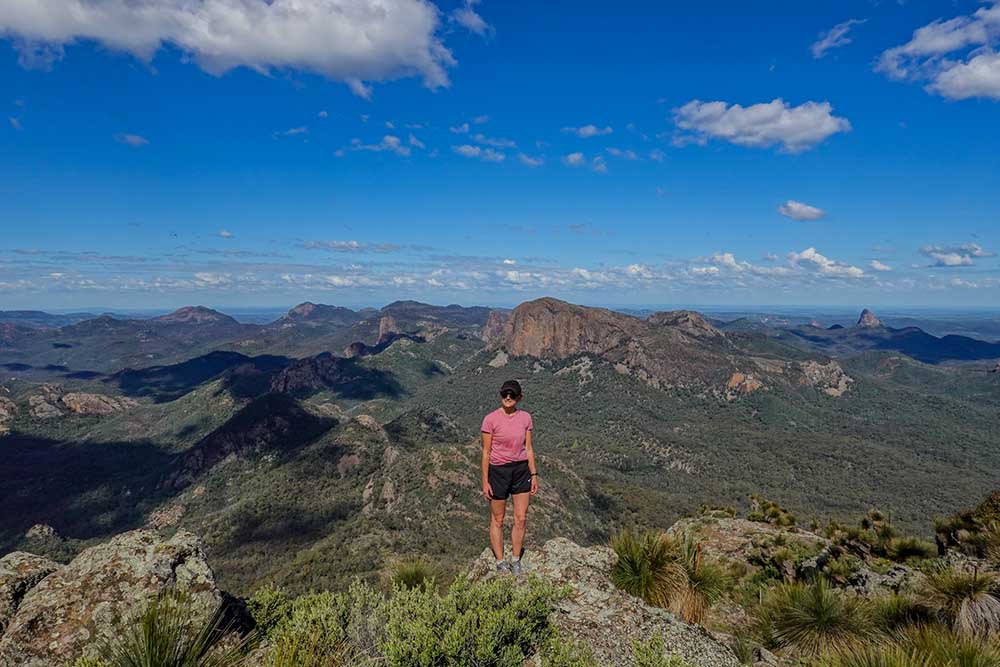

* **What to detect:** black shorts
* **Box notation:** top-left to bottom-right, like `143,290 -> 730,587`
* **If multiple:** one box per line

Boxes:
488,460 -> 531,500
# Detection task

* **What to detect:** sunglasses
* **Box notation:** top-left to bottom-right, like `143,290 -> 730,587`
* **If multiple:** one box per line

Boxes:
500,390 -> 520,399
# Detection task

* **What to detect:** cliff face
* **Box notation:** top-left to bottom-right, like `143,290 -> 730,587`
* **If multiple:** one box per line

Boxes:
494,298 -> 645,359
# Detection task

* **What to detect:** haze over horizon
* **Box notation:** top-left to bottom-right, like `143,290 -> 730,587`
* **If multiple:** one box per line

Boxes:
3,1 -> 1000,309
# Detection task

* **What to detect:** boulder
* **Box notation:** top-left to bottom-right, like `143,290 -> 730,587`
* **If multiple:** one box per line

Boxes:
0,530 -> 222,667
469,537 -> 741,667
0,553 -> 60,633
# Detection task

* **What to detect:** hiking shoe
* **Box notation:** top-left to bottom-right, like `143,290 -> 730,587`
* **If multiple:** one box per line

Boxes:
511,559 -> 522,576
496,560 -> 512,574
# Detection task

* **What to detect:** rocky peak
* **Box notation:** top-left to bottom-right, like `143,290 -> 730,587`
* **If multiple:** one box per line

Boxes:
493,297 -> 643,358
647,310 -> 722,338
378,314 -> 400,342
153,306 -> 236,325
857,308 -> 882,328
469,538 -> 740,667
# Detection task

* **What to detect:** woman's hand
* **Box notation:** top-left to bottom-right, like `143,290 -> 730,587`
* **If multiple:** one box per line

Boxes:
482,480 -> 494,500
530,475 -> 538,496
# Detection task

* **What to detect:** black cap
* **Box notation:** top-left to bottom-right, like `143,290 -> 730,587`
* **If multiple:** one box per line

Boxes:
500,379 -> 522,397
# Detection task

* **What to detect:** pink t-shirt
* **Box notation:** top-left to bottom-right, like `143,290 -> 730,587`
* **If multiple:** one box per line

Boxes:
481,408 -> 533,465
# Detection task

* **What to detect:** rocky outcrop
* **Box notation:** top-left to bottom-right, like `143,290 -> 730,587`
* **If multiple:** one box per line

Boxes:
469,538 -> 741,667
480,309 -> 509,344
0,398 -> 15,436
492,298 -> 645,358
0,553 -> 60,633
60,392 -> 138,415
798,360 -> 853,396
377,314 -> 399,342
0,530 -> 221,667
857,308 -> 882,328
725,372 -> 764,400
648,310 -> 723,339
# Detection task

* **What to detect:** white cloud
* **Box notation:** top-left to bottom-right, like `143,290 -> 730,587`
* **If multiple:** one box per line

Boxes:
502,258 -> 516,265
877,2 -> 1000,100
449,122 -> 470,134
517,153 -> 544,167
562,152 -> 585,166
471,133 -> 515,148
591,156 -> 607,173
606,147 -> 638,160
274,126 -> 308,138
869,260 -> 892,272
920,243 -> 995,266
345,135 -> 410,156
788,247 -> 865,278
649,149 -> 665,162
811,19 -> 866,59
217,229 -> 234,239
317,110 -> 328,118
8,117 -> 22,130
673,98 -> 851,153
778,200 -> 825,221
385,121 -> 395,129
452,144 -> 504,162
928,51 -> 1000,100
472,114 -> 490,124
408,133 -> 425,149
690,266 -> 720,276
562,124 -> 613,138
450,0 -> 492,36
0,0 -> 456,97
116,133 -> 149,147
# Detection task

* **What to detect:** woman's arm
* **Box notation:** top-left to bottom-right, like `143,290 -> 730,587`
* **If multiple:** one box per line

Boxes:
481,432 -> 494,499
525,430 -> 539,495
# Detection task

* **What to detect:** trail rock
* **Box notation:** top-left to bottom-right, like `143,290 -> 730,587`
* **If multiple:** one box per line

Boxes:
0,553 -> 60,633
469,537 -> 741,667
0,530 -> 221,667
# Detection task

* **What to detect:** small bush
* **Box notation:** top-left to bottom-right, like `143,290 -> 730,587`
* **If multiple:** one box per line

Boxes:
247,583 -> 293,639
870,593 -> 933,633
670,537 -> 730,625
884,537 -> 935,563
922,566 -> 1000,637
389,559 -> 437,591
755,578 -> 871,656
94,589 -> 254,667
541,633 -> 597,667
631,632 -> 691,667
381,575 -> 560,667
610,530 -> 684,608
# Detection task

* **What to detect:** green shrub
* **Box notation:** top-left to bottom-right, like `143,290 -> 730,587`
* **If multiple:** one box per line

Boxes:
670,537 -> 730,624
870,593 -> 932,633
389,559 -> 437,591
884,537 -> 935,563
630,632 -> 691,667
755,578 -> 871,655
381,575 -> 560,667
72,659 -> 109,667
813,641 -> 930,667
899,624 -> 1000,666
922,566 -> 1000,637
610,530 -> 684,608
247,583 -> 293,639
93,589 -> 254,667
540,632 -> 597,667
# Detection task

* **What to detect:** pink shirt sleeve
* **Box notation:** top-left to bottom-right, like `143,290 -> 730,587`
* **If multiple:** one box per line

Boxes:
481,413 -> 494,434
525,412 -> 533,431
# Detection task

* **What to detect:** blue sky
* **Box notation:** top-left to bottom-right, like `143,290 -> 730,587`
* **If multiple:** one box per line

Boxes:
2,0 -> 999,310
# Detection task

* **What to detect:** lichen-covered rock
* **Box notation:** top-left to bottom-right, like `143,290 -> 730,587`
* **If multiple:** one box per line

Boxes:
0,398 -> 15,436
0,553 -> 60,633
27,395 -> 62,420
798,360 -> 853,397
0,530 -> 221,667
469,537 -> 741,667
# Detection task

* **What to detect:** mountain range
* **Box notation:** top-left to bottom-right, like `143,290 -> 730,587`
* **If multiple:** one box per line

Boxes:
1,297 -> 999,595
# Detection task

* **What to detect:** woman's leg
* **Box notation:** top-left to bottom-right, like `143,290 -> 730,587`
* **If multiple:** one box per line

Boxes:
510,492 -> 530,559
489,498 -> 507,560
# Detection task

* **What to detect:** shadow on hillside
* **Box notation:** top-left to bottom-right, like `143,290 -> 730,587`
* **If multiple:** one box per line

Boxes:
0,433 -> 170,552
110,351 -> 289,403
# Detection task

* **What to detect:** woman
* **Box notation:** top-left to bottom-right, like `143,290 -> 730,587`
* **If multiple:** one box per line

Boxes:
481,379 -> 538,575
